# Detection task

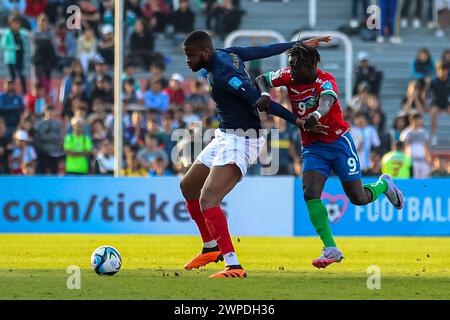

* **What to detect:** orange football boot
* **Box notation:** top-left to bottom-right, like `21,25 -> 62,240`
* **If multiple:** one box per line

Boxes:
184,250 -> 223,270
209,266 -> 247,278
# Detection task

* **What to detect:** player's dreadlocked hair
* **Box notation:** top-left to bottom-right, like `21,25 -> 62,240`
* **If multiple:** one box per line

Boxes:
287,42 -> 321,69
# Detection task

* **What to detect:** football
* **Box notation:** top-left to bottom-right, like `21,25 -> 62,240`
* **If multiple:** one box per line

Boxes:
90,246 -> 122,276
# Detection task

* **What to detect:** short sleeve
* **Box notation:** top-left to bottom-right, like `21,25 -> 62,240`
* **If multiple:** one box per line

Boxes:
318,74 -> 338,100
264,68 -> 292,88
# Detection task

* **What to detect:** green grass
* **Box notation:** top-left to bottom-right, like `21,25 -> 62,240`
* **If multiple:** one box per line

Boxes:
0,235 -> 449,299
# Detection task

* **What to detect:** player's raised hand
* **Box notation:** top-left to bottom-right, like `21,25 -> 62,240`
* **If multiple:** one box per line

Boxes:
253,94 -> 271,112
303,36 -> 332,48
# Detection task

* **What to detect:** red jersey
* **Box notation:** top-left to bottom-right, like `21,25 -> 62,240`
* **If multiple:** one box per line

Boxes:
265,68 -> 349,146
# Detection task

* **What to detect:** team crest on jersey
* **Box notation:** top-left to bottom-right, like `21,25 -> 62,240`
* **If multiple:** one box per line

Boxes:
297,94 -> 318,109
228,76 -> 243,90
321,81 -> 333,91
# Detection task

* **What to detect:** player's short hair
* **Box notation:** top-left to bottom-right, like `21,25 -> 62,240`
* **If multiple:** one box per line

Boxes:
287,42 -> 321,69
183,31 -> 213,50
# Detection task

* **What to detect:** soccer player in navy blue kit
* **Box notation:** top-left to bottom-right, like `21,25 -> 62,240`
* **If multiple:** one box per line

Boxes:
180,31 -> 330,278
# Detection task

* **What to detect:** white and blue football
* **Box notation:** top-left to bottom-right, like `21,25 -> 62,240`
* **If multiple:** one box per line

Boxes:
91,246 -> 122,276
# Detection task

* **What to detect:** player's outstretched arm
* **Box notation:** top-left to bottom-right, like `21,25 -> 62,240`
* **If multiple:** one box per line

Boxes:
226,36 -> 331,62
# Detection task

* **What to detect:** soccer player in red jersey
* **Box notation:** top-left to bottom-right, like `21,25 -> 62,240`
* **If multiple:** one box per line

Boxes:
255,43 -> 405,268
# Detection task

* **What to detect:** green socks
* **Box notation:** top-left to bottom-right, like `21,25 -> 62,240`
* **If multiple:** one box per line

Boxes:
306,179 -> 388,248
306,199 -> 336,248
364,179 -> 388,202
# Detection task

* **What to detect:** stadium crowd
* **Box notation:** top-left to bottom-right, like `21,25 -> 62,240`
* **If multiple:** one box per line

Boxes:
0,0 -> 448,178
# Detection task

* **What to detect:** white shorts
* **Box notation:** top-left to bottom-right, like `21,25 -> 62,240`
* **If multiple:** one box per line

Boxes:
412,160 -> 431,179
197,128 -> 266,176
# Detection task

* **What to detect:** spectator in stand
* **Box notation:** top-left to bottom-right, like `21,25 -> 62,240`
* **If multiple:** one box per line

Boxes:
377,0 -> 402,44
1,15 -> 28,94
97,24 -> 114,66
64,117 -> 93,175
137,133 -> 168,171
348,82 -> 373,118
123,62 -> 145,94
125,110 -> 147,146
99,0 -> 114,26
353,51 -> 383,96
173,107 -> 187,129
431,157 -> 449,177
270,116 -> 300,175
34,105 -> 64,174
390,113 -> 409,147
128,18 -> 156,70
59,58 -> 88,105
25,0 -> 48,31
53,20 -> 76,72
149,62 -> 169,88
25,82 -> 49,116
149,156 -> 171,176
370,109 -> 390,155
33,14 -> 56,95
10,129 -> 37,175
62,80 -> 90,121
93,139 -> 115,175
400,0 -> 434,29
350,0 -> 369,28
88,58 -> 112,94
123,78 -> 144,105
173,0 -> 195,46
44,0 -> 67,25
76,27 -> 98,73
164,73 -> 186,108
121,149 -> 148,177
402,80 -> 427,114
381,141 -> 412,179
90,76 -> 114,105
79,0 -> 101,33
146,118 -> 164,143
436,49 -> 450,79
0,1 -> 26,28
182,103 -> 201,125
210,0 -> 245,40
363,151 -> 382,176
87,98 -> 110,123
141,0 -> 172,34
0,80 -> 25,137
435,0 -> 450,37
429,64 -> 450,146
143,79 -> 170,113
400,113 -> 431,178
161,112 -> 176,170
187,79 -> 210,110
0,117 -> 13,173
409,48 -> 436,99
90,117 -> 112,154
350,112 -> 381,172
65,100 -> 91,136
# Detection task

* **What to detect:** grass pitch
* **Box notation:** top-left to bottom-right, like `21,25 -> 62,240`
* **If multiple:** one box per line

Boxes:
0,234 -> 449,300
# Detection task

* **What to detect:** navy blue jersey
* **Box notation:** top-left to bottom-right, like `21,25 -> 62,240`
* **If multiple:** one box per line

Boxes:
205,42 -> 296,131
